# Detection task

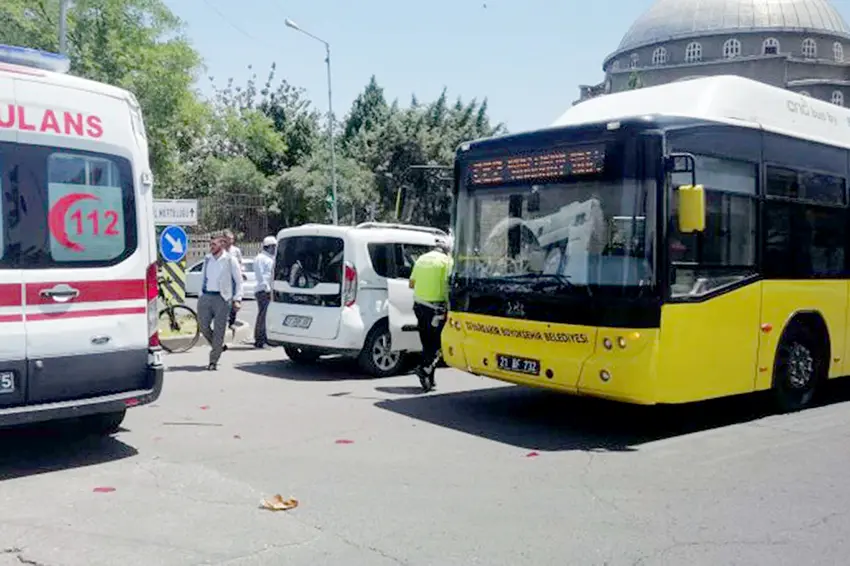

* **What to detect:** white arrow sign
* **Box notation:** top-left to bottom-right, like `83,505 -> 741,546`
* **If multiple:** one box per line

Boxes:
164,232 -> 184,255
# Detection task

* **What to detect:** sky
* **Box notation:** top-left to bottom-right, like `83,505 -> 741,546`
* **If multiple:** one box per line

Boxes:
164,0 -> 850,132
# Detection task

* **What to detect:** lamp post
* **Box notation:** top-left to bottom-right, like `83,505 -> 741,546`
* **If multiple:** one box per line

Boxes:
285,18 -> 338,225
59,0 -> 70,55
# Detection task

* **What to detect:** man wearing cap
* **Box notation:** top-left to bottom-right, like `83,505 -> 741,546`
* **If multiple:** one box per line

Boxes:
409,239 -> 453,392
252,236 -> 277,348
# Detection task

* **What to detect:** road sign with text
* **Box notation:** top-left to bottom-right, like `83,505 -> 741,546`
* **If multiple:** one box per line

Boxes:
154,199 -> 198,226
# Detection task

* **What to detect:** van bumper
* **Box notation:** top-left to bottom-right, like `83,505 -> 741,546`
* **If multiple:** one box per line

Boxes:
0,363 -> 164,428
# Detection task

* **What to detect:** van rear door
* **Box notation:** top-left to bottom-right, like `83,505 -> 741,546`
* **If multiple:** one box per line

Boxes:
269,234 -> 345,341
15,82 -> 149,403
0,79 -> 27,407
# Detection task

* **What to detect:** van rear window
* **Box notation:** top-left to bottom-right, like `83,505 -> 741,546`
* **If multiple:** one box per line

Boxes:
1,143 -> 137,268
275,236 -> 344,287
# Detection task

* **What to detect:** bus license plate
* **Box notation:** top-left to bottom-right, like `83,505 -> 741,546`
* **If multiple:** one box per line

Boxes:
0,371 -> 14,394
284,315 -> 312,329
496,354 -> 540,376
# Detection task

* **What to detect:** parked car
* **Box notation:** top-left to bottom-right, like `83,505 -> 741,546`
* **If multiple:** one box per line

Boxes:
186,258 -> 256,299
266,222 -> 448,377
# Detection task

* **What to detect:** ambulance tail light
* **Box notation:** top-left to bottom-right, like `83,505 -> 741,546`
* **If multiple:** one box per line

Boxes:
146,262 -> 160,348
342,262 -> 357,307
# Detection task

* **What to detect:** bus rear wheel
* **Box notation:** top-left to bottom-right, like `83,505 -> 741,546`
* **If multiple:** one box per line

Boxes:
772,324 -> 825,413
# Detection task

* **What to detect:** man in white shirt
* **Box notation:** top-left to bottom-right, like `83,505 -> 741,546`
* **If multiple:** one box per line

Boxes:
223,229 -> 244,331
198,233 -> 244,370
252,236 -> 276,348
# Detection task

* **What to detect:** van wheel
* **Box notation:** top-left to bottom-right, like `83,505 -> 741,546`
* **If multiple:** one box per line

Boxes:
359,321 -> 403,378
80,410 -> 126,436
772,324 -> 824,413
284,346 -> 321,364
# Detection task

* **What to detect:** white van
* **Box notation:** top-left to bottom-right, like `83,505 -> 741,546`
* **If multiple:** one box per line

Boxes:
0,45 -> 164,432
266,222 -> 448,377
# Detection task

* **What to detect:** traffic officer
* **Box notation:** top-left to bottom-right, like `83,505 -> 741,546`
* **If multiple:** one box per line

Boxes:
252,236 -> 277,348
409,238 -> 453,392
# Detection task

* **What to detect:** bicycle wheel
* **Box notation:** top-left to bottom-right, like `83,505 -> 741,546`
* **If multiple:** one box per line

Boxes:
157,305 -> 200,354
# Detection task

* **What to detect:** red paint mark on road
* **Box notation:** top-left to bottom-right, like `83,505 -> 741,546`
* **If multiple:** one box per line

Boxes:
335,439 -> 354,445
200,405 -> 210,410
525,452 -> 540,458
93,487 -> 116,493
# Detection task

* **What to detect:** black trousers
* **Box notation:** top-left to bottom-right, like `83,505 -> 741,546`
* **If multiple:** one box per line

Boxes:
414,302 -> 446,376
254,290 -> 271,346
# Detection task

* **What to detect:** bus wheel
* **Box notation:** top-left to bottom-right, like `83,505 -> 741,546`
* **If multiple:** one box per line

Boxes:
772,324 -> 825,413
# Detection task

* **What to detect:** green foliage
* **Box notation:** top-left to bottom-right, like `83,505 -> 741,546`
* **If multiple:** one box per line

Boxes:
628,70 -> 643,90
0,2 -> 506,234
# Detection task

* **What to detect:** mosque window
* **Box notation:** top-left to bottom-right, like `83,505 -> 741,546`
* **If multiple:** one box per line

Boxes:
630,53 -> 639,68
832,91 -> 844,106
802,38 -> 817,59
685,42 -> 702,63
723,38 -> 742,59
834,42 -> 844,62
763,38 -> 780,55
652,47 -> 668,66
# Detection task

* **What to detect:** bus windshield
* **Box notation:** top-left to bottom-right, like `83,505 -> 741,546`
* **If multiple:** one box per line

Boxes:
453,137 -> 656,294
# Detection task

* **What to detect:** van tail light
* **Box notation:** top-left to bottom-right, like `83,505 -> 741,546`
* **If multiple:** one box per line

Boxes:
145,262 -> 160,348
342,262 -> 357,307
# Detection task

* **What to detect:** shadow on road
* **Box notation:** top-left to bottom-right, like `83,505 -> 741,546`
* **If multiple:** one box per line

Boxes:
376,381 -> 850,453
236,357 -> 372,381
0,425 -> 137,481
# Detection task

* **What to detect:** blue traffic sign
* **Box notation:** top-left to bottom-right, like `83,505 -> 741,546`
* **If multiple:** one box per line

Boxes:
159,225 -> 188,263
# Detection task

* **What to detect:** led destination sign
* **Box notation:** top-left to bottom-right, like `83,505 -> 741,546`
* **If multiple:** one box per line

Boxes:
468,145 -> 606,186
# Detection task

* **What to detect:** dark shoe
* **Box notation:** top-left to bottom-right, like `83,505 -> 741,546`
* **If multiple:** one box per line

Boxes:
222,345 -> 228,352
207,363 -> 217,371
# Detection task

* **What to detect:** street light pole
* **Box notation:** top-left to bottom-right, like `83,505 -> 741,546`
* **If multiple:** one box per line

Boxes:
59,0 -> 70,55
285,19 -> 339,225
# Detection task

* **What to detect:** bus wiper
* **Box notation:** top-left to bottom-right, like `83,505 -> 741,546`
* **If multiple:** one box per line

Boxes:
528,273 -> 593,298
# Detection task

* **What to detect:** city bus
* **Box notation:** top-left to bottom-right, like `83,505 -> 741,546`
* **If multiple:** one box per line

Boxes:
442,75 -> 850,412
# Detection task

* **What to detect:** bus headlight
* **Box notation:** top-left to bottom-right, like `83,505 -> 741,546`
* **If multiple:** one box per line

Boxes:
617,336 -> 627,349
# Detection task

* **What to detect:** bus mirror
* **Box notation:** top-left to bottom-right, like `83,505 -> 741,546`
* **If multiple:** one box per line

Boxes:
677,184 -> 706,233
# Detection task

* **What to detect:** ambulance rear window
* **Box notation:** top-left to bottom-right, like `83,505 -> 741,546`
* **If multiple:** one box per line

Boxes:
10,144 -> 137,268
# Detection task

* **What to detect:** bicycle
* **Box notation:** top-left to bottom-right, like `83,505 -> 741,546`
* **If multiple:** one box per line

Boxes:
157,275 -> 200,354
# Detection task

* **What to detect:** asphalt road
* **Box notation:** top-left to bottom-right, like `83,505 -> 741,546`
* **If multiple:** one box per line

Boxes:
1,344 -> 850,565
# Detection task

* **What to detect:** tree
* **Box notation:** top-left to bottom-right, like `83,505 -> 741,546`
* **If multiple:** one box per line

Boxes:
0,0 -> 206,195
627,70 -> 643,90
366,86 -> 505,229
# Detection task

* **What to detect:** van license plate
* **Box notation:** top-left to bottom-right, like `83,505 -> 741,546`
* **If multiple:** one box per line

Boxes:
496,354 -> 540,376
284,315 -> 312,329
0,372 -> 14,394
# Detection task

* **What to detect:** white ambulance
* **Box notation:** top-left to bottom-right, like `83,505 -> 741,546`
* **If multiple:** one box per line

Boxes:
0,45 -> 163,433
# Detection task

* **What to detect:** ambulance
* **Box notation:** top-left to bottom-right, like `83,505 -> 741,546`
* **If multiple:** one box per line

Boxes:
0,45 -> 164,433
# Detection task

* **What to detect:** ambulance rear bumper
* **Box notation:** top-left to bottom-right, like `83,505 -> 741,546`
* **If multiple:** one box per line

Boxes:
0,363 -> 164,428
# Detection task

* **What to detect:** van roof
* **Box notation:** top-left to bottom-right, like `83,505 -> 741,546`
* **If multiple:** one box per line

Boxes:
276,222 -> 447,238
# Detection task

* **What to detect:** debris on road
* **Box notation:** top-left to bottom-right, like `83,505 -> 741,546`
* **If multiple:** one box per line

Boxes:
92,487 -> 116,493
259,494 -> 299,511
525,452 -> 540,458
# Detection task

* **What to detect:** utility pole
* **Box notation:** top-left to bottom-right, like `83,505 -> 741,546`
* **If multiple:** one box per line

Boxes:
285,19 -> 339,225
59,0 -> 70,55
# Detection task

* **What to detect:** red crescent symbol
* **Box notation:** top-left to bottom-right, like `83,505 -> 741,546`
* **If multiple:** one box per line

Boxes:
48,193 -> 99,252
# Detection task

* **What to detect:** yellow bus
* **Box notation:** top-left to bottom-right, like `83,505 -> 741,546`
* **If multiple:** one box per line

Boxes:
442,75 -> 850,412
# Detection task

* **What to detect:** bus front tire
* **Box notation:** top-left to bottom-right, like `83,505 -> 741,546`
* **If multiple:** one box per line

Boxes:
772,324 -> 826,413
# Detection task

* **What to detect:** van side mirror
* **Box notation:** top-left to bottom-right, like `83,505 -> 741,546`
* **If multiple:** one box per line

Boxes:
677,184 -> 706,233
